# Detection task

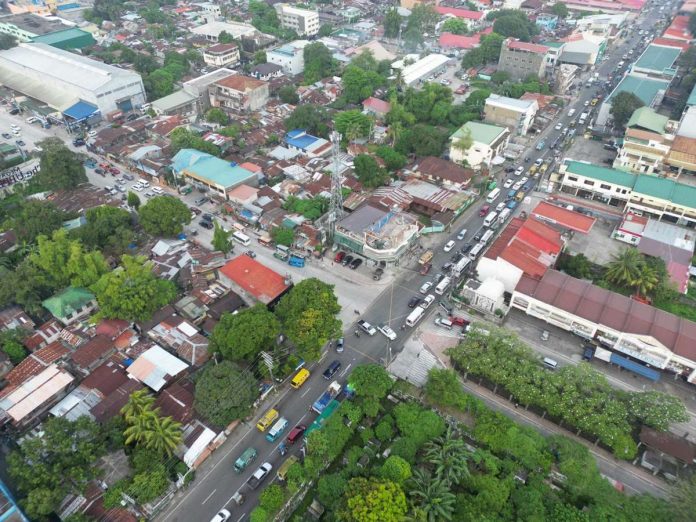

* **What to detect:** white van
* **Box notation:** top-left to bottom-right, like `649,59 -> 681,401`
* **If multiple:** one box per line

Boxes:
568,108 -> 576,117
443,240 -> 455,252
152,186 -> 163,195
140,180 -> 150,188
457,228 -> 467,240
543,357 -> 558,370
434,276 -> 451,295
483,212 -> 498,228
405,306 -> 426,327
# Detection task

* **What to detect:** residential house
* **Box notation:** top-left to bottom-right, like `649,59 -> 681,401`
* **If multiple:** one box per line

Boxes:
250,63 -> 283,81
362,97 -> 391,119
613,107 -> 676,175
69,335 -> 115,376
484,94 -> 538,135
450,121 -> 510,169
203,43 -> 240,67
267,40 -> 311,75
23,320 -> 62,353
219,255 -> 292,307
189,21 -> 258,42
208,75 -> 270,113
284,129 -> 332,158
413,156 -> 474,190
0,307 -> 34,333
147,315 -> 210,366
4,340 -> 71,387
126,345 -> 189,392
42,287 -> 97,325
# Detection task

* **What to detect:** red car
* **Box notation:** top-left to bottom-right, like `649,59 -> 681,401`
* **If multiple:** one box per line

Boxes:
419,262 -> 432,275
335,251 -> 346,263
108,167 -> 120,175
478,204 -> 490,217
450,316 -> 470,327
287,424 -> 306,444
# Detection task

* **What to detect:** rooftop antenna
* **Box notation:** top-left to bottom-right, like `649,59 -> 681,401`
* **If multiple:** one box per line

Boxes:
328,131 -> 344,241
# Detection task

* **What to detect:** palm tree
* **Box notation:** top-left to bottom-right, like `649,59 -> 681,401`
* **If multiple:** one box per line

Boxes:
604,248 -> 642,288
123,408 -> 158,445
143,415 -> 183,456
424,427 -> 471,486
630,262 -> 659,298
121,389 -> 155,423
407,468 -> 456,522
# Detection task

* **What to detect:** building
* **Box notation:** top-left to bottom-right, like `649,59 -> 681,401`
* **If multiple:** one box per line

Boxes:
391,54 -> 451,87
450,121 -> 510,169
274,4 -> 320,37
362,97 -> 391,119
413,156 -> 474,190
31,27 -> 95,50
284,129 -> 332,158
0,13 -> 67,41
42,287 -> 97,325
69,334 -> 115,376
574,12 -> 628,38
558,160 -> 696,227
189,20 -> 257,42
497,38 -> 549,80
219,255 -> 292,306
208,74 -> 269,113
665,134 -> 696,178
250,62 -> 283,81
559,34 -> 606,67
148,315 -> 210,366
484,94 -> 538,135
172,149 -> 257,200
435,6 -> 485,26
631,43 -> 681,81
203,43 -> 240,67
334,203 -> 421,263
438,32 -> 483,51
0,43 -> 145,116
127,345 -> 188,392
460,278 -> 507,316
613,107 -> 676,175
535,13 -> 559,31
267,40 -> 311,75
596,74 -> 671,126
512,269 -> 696,383
554,63 -> 579,94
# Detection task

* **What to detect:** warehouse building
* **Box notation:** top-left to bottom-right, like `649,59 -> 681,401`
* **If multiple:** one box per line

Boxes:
0,13 -> 67,41
0,43 -> 145,118
391,54 -> 451,87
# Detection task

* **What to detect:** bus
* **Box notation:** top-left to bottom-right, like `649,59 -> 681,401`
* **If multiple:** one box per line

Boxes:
486,188 -> 501,203
434,276 -> 451,295
265,417 -> 289,442
452,257 -> 471,278
483,212 -> 498,227
480,229 -> 495,245
274,244 -> 290,261
232,231 -> 251,246
406,306 -> 426,327
468,243 -> 485,260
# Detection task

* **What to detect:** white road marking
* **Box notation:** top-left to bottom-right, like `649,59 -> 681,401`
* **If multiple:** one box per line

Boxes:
236,514 -> 245,522
201,489 -> 217,505
339,363 -> 352,377
300,386 -> 312,398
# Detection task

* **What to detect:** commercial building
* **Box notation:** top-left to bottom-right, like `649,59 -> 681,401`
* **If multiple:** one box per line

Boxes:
497,38 -> 549,80
274,4 -> 320,37
484,94 -> 538,135
559,35 -> 606,66
172,149 -> 257,199
202,43 -> 240,67
596,74 -> 671,126
219,255 -> 292,306
0,13 -> 67,41
450,121 -> 510,169
631,43 -> 681,81
208,74 -> 269,113
189,20 -> 257,42
30,27 -> 95,50
512,269 -> 696,383
0,43 -> 145,116
391,53 -> 451,87
267,40 -> 311,75
613,107 -> 676,175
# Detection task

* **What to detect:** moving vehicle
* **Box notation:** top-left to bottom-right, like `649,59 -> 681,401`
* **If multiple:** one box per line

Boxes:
289,254 -> 305,268
335,337 -> 344,353
536,140 -> 545,150
568,108 -> 576,117
486,188 -> 501,203
408,296 -> 421,308
232,231 -> 251,246
211,509 -> 231,522
452,257 -> 471,278
244,250 -> 256,258
443,240 -> 455,252
290,368 -> 310,389
483,211 -> 498,227
543,357 -> 558,370
515,166 -> 524,176
555,122 -> 563,130
419,262 -> 432,275
457,228 -> 467,240
357,319 -> 377,336
478,204 -> 491,217
418,250 -> 434,265
322,360 -> 342,379
286,425 -> 306,445
378,324 -> 397,341
468,243 -> 485,260
420,281 -> 433,294
266,417 -> 289,442
422,294 -> 435,308
277,456 -> 299,482
199,219 -> 213,229
256,408 -> 279,432
434,276 -> 451,295
405,306 -> 426,327
234,447 -> 258,473
312,381 -> 342,414
503,179 -> 513,188
247,463 -> 273,490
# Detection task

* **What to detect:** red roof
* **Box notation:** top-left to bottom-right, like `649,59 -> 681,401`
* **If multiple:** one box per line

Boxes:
516,219 -> 563,254
219,255 -> 290,304
439,32 -> 481,50
435,6 -> 485,19
155,382 -> 195,424
81,360 -> 129,396
501,240 -> 549,279
362,97 -> 391,114
70,335 -> 114,370
652,37 -> 690,50
5,341 -> 70,386
95,319 -> 129,340
663,15 -> 693,41
531,201 -> 596,234
505,39 -> 549,54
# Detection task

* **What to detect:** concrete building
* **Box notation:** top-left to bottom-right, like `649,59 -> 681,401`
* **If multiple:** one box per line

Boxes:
189,20 -> 257,42
391,53 -> 451,87
574,13 -> 628,39
558,160 -> 696,227
614,107 -> 676,175
203,43 -> 240,67
631,43 -> 681,81
152,69 -> 238,118
172,149 -> 257,200
559,35 -> 605,66
274,4 -> 320,37
484,94 -> 538,135
208,74 -> 269,113
0,42 -> 145,115
31,27 -> 95,50
596,74 -> 671,126
284,129 -> 332,158
267,40 -> 311,75
450,121 -> 510,169
250,63 -> 283,81
497,38 -> 549,80
554,63 -> 579,94
665,134 -> 696,178
0,13 -> 67,41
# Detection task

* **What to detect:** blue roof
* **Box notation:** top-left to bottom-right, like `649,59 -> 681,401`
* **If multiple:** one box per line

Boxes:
171,149 -> 255,190
286,129 -> 306,139
285,129 -> 321,150
57,2 -> 80,9
63,100 -> 99,120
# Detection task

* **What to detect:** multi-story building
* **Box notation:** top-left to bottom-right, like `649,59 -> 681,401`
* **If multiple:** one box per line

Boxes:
450,121 -> 510,169
203,43 -> 240,67
497,38 -> 549,80
208,74 -> 269,113
274,4 -> 320,37
613,107 -> 676,175
0,13 -> 66,41
484,94 -> 538,135
267,40 -> 310,75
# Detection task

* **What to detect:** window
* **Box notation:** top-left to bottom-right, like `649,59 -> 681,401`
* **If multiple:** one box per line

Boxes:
583,180 -> 594,186
567,176 -> 578,182
600,184 -> 611,190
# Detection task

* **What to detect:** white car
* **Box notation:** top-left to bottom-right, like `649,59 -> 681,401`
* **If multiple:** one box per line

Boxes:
568,108 -> 576,117
457,228 -> 467,240
443,240 -> 455,252
520,176 -> 529,184
378,324 -> 397,341
503,179 -> 514,188
495,202 -> 506,212
584,100 -> 590,107
210,510 -> 231,522
422,294 -> 435,309
420,281 -> 433,294
88,130 -> 97,137
513,181 -> 524,191
555,122 -> 563,130
357,319 -> 377,336
514,166 -> 524,176
131,184 -> 143,192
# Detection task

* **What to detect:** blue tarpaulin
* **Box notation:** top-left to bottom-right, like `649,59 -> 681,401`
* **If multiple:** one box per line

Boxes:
63,100 -> 99,121
610,353 -> 660,381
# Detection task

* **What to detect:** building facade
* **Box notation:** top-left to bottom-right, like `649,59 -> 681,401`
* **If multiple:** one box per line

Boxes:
203,43 -> 240,67
274,4 -> 320,36
208,75 -> 269,113
0,13 -> 66,41
613,108 -> 676,175
497,38 -> 549,80
267,40 -> 310,75
450,121 -> 510,169
484,94 -> 538,135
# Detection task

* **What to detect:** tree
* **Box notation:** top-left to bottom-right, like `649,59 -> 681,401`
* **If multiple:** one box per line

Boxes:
610,91 -> 645,129
348,364 -> 393,400
342,64 -> 385,104
212,221 -> 232,256
425,368 -> 469,409
451,127 -> 473,157
318,23 -> 334,37
462,32 -> 505,68
218,30 -> 236,44
603,248 -> 642,288
271,226 -> 294,247
205,107 -> 229,125
0,33 -> 16,50
404,4 -> 438,48
194,360 -> 257,426
376,146 -> 407,171
121,389 -> 156,424
13,200 -> 63,244
384,8 -> 402,38
130,465 -> 170,504
278,85 -> 299,104
380,455 -> 412,484
284,104 -> 329,137
35,138 -> 87,190
303,42 -> 335,84
558,252 -> 592,279
8,416 -> 105,519
690,13 -> 696,39
354,154 -> 389,188
342,477 -> 407,522
393,402 -> 446,446
318,473 -> 348,505
259,484 -> 286,513
74,205 -> 134,255
210,304 -> 281,361
442,18 -> 468,35
670,474 -> 696,522
396,124 -> 449,157
551,2 -> 569,18
145,68 -> 175,99
0,328 -> 28,364
275,278 -> 342,361
253,50 -> 267,64
424,426 -> 471,485
138,195 -> 191,237
91,255 -> 176,322
141,415 -> 183,456
627,391 -> 688,431
334,110 -> 373,141
169,127 -> 221,156
630,262 -> 659,297
407,468 -> 457,522
127,191 -> 141,210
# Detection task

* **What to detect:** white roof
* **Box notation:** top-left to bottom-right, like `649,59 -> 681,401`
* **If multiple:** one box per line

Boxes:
152,89 -> 197,112
127,345 -> 188,392
0,365 -> 74,423
486,93 -> 537,113
398,54 -> 451,86
677,106 -> 696,138
183,425 -> 217,467
190,21 -> 257,39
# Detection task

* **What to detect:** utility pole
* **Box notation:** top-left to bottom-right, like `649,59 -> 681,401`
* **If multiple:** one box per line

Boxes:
261,351 -> 276,387
327,131 -> 344,242
385,278 -> 395,369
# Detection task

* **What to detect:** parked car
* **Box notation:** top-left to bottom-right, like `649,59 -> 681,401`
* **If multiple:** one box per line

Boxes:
422,294 -> 435,309
419,262 -> 432,275
357,320 -> 377,336
420,281 -> 433,294
349,258 -> 363,270
342,254 -> 354,266
335,251 -> 346,263
199,220 -> 214,229
408,296 -> 422,308
244,250 -> 256,258
194,196 -> 209,206
323,360 -> 342,379
335,337 -> 344,353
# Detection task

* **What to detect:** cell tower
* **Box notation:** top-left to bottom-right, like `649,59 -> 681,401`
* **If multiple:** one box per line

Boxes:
328,131 -> 344,241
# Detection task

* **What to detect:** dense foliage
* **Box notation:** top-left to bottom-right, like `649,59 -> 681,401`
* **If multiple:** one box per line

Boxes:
194,360 -> 258,426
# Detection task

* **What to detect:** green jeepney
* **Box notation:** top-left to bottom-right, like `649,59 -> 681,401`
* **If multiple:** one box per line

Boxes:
234,447 -> 258,473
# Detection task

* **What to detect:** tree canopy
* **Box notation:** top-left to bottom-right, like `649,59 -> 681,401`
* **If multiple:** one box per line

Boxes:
212,221 -> 232,256
12,200 -> 66,243
354,154 -> 389,188
194,360 -> 258,426
210,304 -> 281,362
284,104 -> 330,138
73,205 -> 134,255
442,18 -> 468,35
303,42 -> 336,84
205,107 -> 229,125
488,9 -> 538,42
462,32 -> 505,68
138,195 -> 191,237
348,364 -> 393,400
383,8 -> 402,38
341,64 -> 385,104
551,2 -> 569,17
334,110 -> 373,141
341,477 -> 408,522
610,91 -> 645,129
35,138 -> 87,190
169,127 -> 221,156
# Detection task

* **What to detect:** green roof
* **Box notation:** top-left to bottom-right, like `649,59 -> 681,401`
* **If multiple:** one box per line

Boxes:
564,160 -> 637,188
633,176 -> 696,209
626,107 -> 668,134
31,28 -> 95,50
453,121 -> 506,146
42,287 -> 95,320
541,41 -> 565,48
609,74 -> 671,106
633,44 -> 680,75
